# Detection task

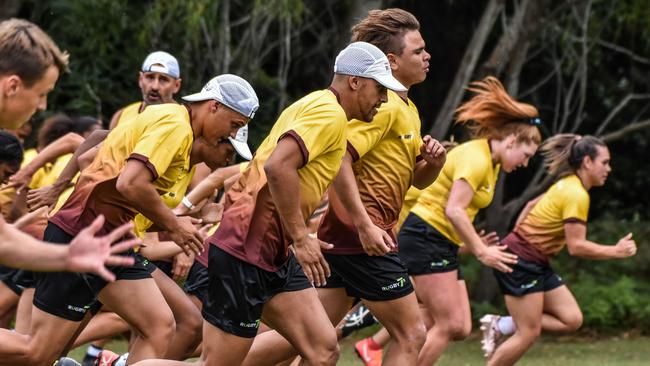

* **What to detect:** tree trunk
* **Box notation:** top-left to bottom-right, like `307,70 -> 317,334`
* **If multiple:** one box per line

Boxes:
428,0 -> 505,139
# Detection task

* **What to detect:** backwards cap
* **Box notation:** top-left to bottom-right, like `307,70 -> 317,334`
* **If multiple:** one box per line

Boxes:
182,74 -> 259,119
229,124 -> 252,160
141,51 -> 180,79
334,42 -> 406,92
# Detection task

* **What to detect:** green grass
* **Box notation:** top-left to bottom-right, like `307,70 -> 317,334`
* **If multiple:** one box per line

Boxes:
68,325 -> 650,365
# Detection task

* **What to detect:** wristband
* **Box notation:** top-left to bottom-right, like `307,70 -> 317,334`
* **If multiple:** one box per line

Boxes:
181,196 -> 196,210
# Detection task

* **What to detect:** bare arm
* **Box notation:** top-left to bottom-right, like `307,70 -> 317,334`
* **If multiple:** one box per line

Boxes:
515,194 -> 544,227
412,135 -> 447,189
174,164 -> 241,216
264,137 -> 333,286
26,130 -> 109,211
565,222 -> 636,259
116,159 -> 203,255
8,132 -> 84,192
445,179 -> 517,272
0,214 -> 139,281
331,152 -> 394,256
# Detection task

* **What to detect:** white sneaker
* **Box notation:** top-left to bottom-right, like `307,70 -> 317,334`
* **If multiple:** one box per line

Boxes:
480,314 -> 501,359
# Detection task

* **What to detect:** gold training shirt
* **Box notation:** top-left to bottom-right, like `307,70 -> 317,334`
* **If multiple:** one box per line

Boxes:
515,174 -> 589,257
50,104 -> 193,236
210,89 -> 347,271
114,102 -> 144,128
319,90 -> 423,254
410,139 -> 500,245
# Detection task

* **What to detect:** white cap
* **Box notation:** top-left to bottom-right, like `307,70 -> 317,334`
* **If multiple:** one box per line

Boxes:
334,42 -> 406,92
141,51 -> 180,78
182,74 -> 259,119
229,124 -> 252,160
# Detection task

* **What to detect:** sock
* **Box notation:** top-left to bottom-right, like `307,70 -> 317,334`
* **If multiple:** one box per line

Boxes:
366,337 -> 382,350
86,345 -> 102,357
497,316 -> 516,335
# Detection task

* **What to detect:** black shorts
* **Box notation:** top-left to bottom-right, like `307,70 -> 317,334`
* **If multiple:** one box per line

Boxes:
493,256 -> 564,296
184,261 -> 209,306
202,246 -> 311,338
152,260 -> 173,278
0,267 -> 22,296
319,252 -> 413,301
398,213 -> 463,278
34,222 -> 152,321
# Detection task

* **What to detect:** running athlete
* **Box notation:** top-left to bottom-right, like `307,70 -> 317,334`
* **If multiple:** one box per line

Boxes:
482,134 -> 636,365
132,41 -> 406,366
397,76 -> 541,365
109,51 -> 181,129
240,9 -> 445,366
0,18 -> 139,278
0,74 -> 258,366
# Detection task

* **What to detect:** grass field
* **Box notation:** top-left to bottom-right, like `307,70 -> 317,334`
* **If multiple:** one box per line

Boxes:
67,325 -> 650,365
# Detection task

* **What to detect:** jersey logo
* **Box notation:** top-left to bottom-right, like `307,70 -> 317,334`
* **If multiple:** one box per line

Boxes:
398,130 -> 415,141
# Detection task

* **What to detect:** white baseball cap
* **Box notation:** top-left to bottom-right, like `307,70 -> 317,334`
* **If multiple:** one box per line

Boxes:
334,42 -> 406,92
141,51 -> 180,79
229,124 -> 252,160
182,74 -> 259,119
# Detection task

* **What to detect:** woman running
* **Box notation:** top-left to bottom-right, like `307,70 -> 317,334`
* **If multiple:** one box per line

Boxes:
397,76 -> 541,365
482,134 -> 636,366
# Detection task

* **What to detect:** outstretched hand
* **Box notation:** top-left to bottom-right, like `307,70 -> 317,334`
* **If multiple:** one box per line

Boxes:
67,215 -> 141,282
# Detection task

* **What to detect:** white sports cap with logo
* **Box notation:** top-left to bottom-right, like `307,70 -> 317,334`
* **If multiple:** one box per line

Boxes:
181,74 -> 259,119
229,124 -> 252,160
141,51 -> 180,79
334,41 -> 406,92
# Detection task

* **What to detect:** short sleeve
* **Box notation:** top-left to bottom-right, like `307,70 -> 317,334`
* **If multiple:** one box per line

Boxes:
561,187 -> 589,223
279,103 -> 345,167
451,152 -> 490,192
129,112 -> 190,180
346,110 -> 394,161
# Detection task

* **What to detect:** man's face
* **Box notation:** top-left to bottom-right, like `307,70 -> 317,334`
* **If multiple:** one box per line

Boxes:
0,65 -> 59,129
390,30 -> 430,87
202,101 -> 248,146
355,77 -> 387,122
138,70 -> 180,105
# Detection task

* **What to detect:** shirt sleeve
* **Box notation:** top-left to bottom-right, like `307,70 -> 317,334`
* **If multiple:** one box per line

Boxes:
128,112 -> 190,180
561,186 -> 589,223
279,103 -> 345,167
346,108 -> 394,161
450,146 -> 490,192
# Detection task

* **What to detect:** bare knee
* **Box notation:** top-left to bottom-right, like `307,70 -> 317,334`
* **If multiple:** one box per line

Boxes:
438,317 -> 470,341
140,308 -> 175,347
564,311 -> 583,332
302,332 -> 340,366
393,322 -> 427,352
517,323 -> 542,344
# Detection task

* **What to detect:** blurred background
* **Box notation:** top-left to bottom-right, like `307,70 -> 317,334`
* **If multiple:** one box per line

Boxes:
2,0 -> 650,337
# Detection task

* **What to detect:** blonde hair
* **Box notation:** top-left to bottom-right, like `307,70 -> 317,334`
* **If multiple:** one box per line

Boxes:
455,77 -> 541,145
0,18 -> 69,86
351,8 -> 420,55
541,134 -> 606,178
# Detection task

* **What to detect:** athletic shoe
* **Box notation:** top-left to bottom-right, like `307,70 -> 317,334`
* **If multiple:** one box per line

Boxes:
354,337 -> 383,366
340,304 -> 378,338
480,314 -> 503,359
82,353 -> 98,366
93,350 -> 120,366
54,358 -> 81,366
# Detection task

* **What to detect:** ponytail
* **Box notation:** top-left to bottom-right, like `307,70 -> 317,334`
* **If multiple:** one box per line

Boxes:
541,134 -> 606,178
455,76 -> 541,145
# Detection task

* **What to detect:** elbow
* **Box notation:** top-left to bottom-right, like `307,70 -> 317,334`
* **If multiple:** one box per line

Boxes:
115,177 -> 136,200
412,180 -> 429,190
566,242 -> 581,256
445,205 -> 463,223
64,132 -> 84,147
263,160 -> 280,182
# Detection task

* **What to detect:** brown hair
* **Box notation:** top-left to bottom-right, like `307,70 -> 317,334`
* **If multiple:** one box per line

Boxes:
351,8 -> 420,55
455,76 -> 541,145
0,18 -> 69,86
540,134 -> 606,178
37,113 -> 75,149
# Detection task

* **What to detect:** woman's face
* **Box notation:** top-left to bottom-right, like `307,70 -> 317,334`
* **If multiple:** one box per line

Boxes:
500,139 -> 538,173
583,145 -> 611,187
